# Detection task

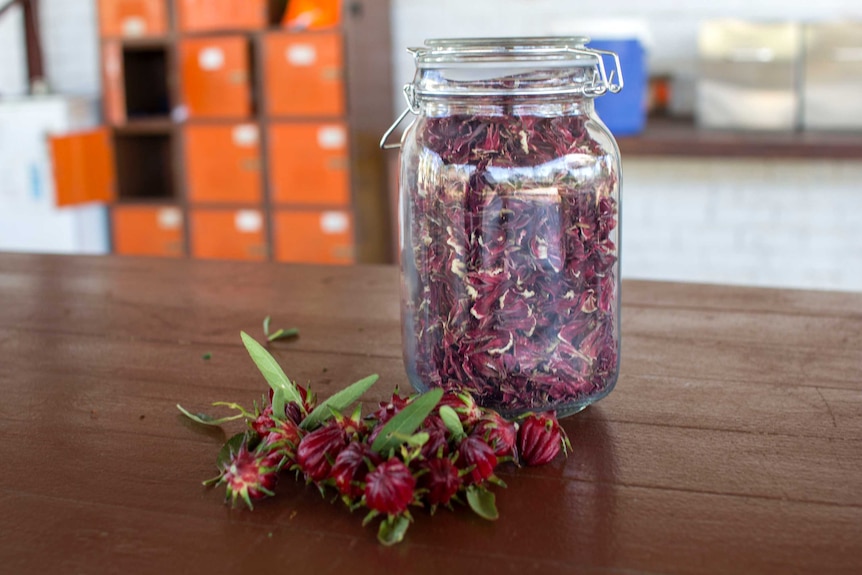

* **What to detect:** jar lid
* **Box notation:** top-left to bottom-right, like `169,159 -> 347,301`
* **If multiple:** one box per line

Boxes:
406,36 -> 622,99
410,36 -> 599,68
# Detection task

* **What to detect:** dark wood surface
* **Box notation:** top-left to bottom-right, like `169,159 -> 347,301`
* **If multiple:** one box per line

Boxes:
617,117 -> 862,159
1,253 -> 860,574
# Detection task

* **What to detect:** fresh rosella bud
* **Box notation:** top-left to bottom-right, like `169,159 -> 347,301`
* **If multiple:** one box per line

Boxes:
219,442 -> 278,509
420,415 -> 450,459
517,412 -> 565,466
364,459 -> 416,516
458,436 -> 498,485
260,417 -> 303,464
329,442 -> 380,499
471,411 -> 517,457
251,405 -> 275,438
419,457 -> 461,506
296,421 -> 348,482
372,391 -> 410,425
438,391 -> 482,427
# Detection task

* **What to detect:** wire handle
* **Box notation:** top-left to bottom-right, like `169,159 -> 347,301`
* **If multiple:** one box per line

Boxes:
380,85 -> 419,150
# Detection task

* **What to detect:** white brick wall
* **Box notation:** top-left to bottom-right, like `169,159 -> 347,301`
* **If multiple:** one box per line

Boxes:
622,158 -> 862,292
0,2 -> 28,97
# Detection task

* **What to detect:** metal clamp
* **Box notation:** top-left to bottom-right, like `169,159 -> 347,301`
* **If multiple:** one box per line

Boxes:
380,84 -> 420,150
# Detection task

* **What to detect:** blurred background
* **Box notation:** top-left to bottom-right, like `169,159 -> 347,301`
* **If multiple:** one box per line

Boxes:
1,0 -> 861,292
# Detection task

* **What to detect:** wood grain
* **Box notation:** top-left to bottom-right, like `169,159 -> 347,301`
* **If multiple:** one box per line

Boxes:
0,253 -> 860,574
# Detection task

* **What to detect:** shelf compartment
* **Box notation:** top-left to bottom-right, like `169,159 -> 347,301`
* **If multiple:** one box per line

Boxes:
184,123 -> 262,204
179,35 -> 254,119
112,205 -> 185,257
122,44 -> 172,119
268,122 -> 350,206
264,31 -> 345,117
190,208 -> 268,260
114,132 -> 175,200
273,209 -> 354,265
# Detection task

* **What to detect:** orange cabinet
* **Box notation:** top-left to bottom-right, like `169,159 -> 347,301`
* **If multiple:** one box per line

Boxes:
184,124 -> 262,204
179,36 -> 252,119
264,32 -> 345,117
112,206 -> 185,257
177,0 -> 267,32
98,0 -> 168,38
269,122 -> 350,206
273,210 -> 354,264
190,209 -> 267,260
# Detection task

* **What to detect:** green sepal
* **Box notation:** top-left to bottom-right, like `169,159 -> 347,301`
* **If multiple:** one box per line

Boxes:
466,486 -> 499,521
271,388 -> 286,422
216,432 -> 250,470
177,404 -> 245,427
438,405 -> 466,440
377,515 -> 411,546
263,315 -> 272,337
300,374 -> 379,431
371,388 -> 443,454
362,509 -> 379,527
240,331 -> 304,409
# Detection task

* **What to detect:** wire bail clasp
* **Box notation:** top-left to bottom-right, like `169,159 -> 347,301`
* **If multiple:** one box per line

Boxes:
380,84 -> 420,150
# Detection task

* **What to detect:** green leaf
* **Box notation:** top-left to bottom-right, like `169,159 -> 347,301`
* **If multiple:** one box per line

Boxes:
240,331 -> 303,407
271,388 -> 286,421
176,404 -> 244,426
202,352 -> 212,360
438,405 -> 465,439
377,515 -> 411,546
300,374 -> 379,431
466,486 -> 499,521
268,328 -> 299,342
371,388 -> 443,454
216,432 -> 248,469
263,316 -> 272,337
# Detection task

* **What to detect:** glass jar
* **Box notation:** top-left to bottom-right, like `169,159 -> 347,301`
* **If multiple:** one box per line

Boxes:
385,37 -> 623,418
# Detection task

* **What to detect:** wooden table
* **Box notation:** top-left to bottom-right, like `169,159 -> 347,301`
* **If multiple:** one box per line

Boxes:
1,253 -> 860,574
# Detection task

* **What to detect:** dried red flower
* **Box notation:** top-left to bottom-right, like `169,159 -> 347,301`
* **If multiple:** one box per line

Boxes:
517,412 -> 565,466
365,459 -> 416,516
219,442 -> 278,508
330,442 -> 380,499
403,114 -> 619,415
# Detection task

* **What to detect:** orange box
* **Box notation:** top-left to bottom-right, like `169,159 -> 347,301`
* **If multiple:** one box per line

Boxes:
112,206 -> 185,257
264,32 -> 345,117
273,210 -> 354,265
268,122 -> 350,206
177,0 -> 267,32
98,0 -> 168,38
184,124 -> 262,204
190,209 -> 267,260
179,36 -> 252,119
102,41 -> 126,124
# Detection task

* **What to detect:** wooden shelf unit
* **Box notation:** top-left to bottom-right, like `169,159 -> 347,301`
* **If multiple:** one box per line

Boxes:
617,117 -> 862,159
58,0 -> 394,264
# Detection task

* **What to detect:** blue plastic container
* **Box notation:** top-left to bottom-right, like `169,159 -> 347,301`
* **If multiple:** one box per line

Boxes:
588,38 -> 647,136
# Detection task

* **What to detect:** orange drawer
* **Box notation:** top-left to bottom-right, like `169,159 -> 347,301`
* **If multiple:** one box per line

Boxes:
102,41 -> 126,124
264,32 -> 345,117
184,124 -> 262,204
180,36 -> 251,119
273,210 -> 354,265
190,209 -> 267,261
177,0 -> 266,32
98,0 -> 167,38
112,206 -> 185,257
269,123 -> 350,206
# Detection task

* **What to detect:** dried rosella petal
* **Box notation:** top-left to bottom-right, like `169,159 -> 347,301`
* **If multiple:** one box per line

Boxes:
402,113 -> 620,416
